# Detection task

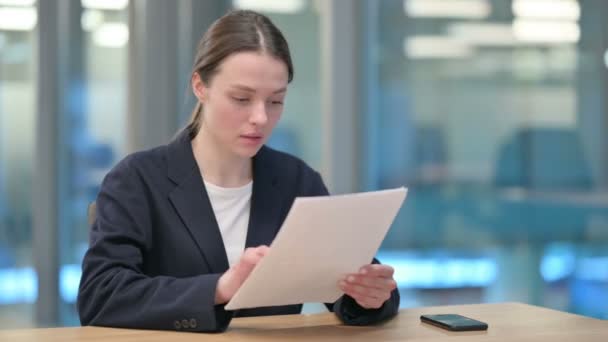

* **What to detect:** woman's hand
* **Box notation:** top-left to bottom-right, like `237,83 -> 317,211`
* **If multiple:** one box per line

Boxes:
215,245 -> 270,304
338,264 -> 397,309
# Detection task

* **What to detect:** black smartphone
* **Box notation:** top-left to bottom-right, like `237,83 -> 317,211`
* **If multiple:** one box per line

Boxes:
420,314 -> 488,331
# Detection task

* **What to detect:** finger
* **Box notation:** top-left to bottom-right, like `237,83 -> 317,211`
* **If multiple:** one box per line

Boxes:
345,274 -> 397,291
345,291 -> 384,309
254,245 -> 270,256
355,297 -> 383,309
240,247 -> 267,267
344,286 -> 390,305
338,282 -> 372,302
359,264 -> 394,278
247,245 -> 270,256
339,280 -> 391,303
240,249 -> 260,264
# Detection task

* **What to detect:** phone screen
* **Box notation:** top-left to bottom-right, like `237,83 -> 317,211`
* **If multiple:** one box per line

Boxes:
420,314 -> 488,331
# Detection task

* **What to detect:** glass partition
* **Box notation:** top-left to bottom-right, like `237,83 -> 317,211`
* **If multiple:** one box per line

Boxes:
0,0 -> 37,328
364,0 -> 608,319
58,0 -> 129,325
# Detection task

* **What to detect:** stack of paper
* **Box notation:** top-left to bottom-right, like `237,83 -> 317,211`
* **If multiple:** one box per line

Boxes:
226,187 -> 407,310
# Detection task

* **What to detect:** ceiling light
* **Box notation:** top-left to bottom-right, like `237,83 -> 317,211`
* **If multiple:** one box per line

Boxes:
233,0 -> 305,14
81,0 -> 128,11
404,0 -> 490,19
81,9 -> 104,31
0,7 -> 36,31
448,22 -> 517,46
404,36 -> 474,59
513,0 -> 580,21
93,22 -> 129,48
0,0 -> 35,6
513,19 -> 580,44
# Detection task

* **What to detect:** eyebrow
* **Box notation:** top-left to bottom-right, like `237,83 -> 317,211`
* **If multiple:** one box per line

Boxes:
230,84 -> 287,94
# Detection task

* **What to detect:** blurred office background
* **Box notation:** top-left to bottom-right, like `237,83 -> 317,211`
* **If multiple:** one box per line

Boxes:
0,0 -> 607,329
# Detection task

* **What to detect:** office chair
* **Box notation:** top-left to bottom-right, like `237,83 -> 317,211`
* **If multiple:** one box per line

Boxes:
494,127 -> 593,190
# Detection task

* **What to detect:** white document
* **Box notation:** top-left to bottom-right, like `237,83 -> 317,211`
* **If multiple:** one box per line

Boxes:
225,187 -> 407,310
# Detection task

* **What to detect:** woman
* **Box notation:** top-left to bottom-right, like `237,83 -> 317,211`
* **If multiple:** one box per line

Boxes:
77,9 -> 399,332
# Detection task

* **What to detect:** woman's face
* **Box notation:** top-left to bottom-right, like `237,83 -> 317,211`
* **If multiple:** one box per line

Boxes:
193,51 -> 289,158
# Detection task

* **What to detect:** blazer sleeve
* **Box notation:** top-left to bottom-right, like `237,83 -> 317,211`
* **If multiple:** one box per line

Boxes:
77,156 -> 233,332
303,169 -> 400,325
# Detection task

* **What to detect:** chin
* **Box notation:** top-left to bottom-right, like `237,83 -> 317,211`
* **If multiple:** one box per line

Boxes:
234,145 -> 264,158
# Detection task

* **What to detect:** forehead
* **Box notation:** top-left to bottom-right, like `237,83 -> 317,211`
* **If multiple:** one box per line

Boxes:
213,51 -> 289,89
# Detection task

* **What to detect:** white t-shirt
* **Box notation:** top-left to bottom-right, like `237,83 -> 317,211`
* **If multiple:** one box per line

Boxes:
204,180 -> 252,267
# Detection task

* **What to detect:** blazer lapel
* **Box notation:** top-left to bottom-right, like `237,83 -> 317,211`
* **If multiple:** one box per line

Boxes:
166,131 -> 229,273
245,146 -> 283,248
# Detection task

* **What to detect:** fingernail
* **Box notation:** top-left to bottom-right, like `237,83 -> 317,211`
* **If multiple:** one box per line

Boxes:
347,276 -> 355,283
360,268 -> 368,274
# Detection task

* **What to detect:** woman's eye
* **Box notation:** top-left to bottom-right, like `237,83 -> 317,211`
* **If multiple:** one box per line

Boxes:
233,97 -> 250,103
270,100 -> 284,105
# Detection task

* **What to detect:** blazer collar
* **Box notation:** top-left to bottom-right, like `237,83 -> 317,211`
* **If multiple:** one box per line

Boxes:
166,130 -> 282,273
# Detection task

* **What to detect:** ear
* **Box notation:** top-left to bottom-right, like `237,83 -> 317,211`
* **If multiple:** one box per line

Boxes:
191,72 -> 207,103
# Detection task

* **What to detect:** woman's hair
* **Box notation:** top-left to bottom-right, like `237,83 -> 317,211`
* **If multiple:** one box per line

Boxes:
186,10 -> 293,139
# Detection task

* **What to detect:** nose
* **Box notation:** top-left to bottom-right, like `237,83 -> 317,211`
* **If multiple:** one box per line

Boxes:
249,102 -> 268,126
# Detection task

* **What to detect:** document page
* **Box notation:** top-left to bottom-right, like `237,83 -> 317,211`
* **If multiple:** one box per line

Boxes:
225,187 -> 407,310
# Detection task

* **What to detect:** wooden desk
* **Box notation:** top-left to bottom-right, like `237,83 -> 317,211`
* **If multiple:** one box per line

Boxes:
1,303 -> 606,341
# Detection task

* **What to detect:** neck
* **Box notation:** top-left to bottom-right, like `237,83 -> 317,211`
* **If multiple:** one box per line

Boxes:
191,129 -> 252,188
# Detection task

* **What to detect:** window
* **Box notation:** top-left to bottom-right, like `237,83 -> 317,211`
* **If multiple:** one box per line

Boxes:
58,0 -> 129,325
0,0 -> 37,328
364,0 -> 608,318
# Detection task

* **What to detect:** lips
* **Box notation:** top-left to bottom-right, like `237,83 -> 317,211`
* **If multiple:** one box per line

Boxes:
241,134 -> 263,139
239,133 -> 264,145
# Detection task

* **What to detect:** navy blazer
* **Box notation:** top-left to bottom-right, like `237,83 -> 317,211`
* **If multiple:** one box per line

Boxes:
77,129 -> 399,332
